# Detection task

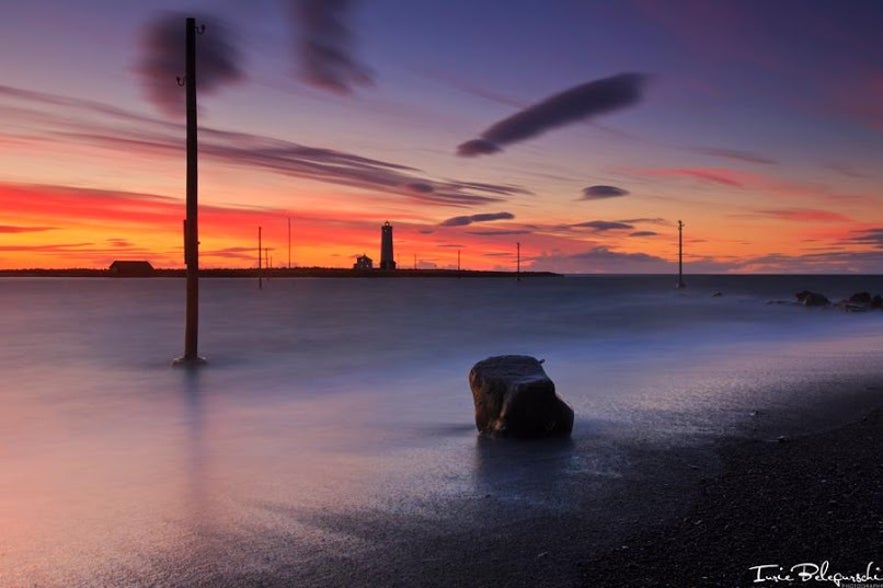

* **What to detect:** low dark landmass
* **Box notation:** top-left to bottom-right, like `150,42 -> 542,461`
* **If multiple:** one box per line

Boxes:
581,408 -> 883,587
0,267 -> 561,279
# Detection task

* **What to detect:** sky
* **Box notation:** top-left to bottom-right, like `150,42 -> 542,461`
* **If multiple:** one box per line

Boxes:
1,0 -> 882,273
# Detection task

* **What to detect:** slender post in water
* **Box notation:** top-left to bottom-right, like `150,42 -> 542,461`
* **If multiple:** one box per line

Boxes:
258,226 -> 263,290
677,219 -> 686,289
516,242 -> 521,281
177,17 -> 204,365
288,216 -> 291,269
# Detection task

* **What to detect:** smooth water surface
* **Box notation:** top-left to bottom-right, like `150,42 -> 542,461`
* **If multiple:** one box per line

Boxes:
2,275 -> 882,585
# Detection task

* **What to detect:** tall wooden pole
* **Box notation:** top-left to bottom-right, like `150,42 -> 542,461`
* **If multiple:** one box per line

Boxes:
181,17 -> 201,363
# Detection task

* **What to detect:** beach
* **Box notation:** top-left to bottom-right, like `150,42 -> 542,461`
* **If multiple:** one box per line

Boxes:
2,275 -> 882,587
583,402 -> 883,587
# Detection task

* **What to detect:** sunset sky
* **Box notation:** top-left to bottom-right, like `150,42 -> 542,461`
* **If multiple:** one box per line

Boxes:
1,0 -> 882,273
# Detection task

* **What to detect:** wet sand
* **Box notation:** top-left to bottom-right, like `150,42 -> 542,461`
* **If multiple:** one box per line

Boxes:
17,386 -> 883,587
581,406 -> 883,587
244,388 -> 883,588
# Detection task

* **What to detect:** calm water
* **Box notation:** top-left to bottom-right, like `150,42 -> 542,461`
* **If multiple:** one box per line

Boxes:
2,275 -> 882,586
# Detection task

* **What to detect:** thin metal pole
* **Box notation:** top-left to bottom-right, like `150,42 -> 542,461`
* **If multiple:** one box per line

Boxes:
677,220 -> 686,289
288,217 -> 291,269
182,17 -> 200,362
516,242 -> 521,281
258,226 -> 263,290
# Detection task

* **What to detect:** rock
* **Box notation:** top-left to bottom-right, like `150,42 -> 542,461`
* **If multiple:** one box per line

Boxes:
873,295 -> 883,309
795,290 -> 830,306
468,355 -> 574,438
849,291 -> 872,305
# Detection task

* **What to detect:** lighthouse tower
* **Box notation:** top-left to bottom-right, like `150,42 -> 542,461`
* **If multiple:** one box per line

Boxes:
380,221 -> 396,270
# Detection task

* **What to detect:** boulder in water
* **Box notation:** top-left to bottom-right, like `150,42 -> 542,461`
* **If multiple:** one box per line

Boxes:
468,355 -> 574,438
795,290 -> 830,307
849,291 -> 872,305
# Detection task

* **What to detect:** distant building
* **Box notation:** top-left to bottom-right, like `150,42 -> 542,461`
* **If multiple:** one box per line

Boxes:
380,221 -> 396,270
353,254 -> 373,270
109,260 -> 155,276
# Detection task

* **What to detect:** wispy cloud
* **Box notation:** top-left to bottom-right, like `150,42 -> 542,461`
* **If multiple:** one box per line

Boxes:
457,73 -> 647,156
845,227 -> 883,248
639,167 -> 747,187
288,0 -> 372,93
630,230 -> 658,237
0,84 -> 526,208
439,212 -> 515,227
136,13 -> 244,117
756,208 -> 852,222
580,185 -> 629,200
571,220 -> 634,232
698,147 -> 777,165
0,225 -> 57,234
466,229 -> 533,236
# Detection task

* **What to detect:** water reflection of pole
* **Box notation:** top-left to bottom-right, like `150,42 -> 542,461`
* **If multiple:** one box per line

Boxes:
258,226 -> 263,290
177,17 -> 205,366
676,220 -> 686,289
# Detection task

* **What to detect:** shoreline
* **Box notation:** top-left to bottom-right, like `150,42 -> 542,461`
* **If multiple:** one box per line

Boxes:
0,267 -> 562,279
276,380 -> 883,588
147,383 -> 883,588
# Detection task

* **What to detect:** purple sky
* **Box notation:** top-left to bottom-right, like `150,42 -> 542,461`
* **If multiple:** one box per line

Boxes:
0,0 -> 881,272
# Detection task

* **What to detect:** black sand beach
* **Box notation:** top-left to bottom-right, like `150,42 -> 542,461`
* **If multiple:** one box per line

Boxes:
166,392 -> 883,588
583,407 -> 883,587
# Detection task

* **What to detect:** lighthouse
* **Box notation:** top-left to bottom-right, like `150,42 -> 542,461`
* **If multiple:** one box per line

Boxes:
380,221 -> 396,270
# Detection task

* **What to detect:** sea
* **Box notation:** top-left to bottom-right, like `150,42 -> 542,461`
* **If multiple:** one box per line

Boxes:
2,274 -> 882,586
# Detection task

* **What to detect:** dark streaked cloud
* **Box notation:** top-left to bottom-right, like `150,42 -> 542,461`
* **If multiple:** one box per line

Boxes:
580,185 -> 629,200
630,231 -> 658,237
3,82 -> 519,207
822,161 -> 870,179
457,139 -> 501,157
440,212 -> 515,227
618,217 -> 667,225
137,13 -> 244,117
698,147 -> 777,165
404,182 -> 434,193
645,167 -> 746,187
756,208 -> 852,222
457,73 -> 647,157
0,225 -> 57,234
466,229 -> 533,236
449,181 -> 533,196
288,0 -> 372,93
2,83 -> 530,208
201,246 -> 261,261
845,227 -> 883,248
571,220 -> 634,232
